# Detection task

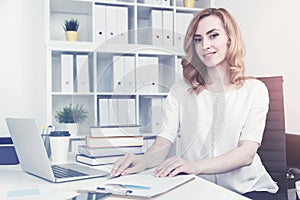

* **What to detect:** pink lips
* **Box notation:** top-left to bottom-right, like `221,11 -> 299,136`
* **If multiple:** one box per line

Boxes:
203,51 -> 216,58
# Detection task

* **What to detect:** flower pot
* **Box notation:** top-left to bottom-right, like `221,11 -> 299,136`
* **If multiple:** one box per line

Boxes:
184,0 -> 195,8
64,123 -> 79,137
65,31 -> 78,41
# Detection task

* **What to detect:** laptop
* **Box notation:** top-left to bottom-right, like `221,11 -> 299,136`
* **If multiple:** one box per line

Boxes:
5,118 -> 109,183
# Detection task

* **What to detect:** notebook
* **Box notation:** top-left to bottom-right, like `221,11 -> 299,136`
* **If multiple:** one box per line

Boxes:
5,118 -> 109,183
98,173 -> 195,198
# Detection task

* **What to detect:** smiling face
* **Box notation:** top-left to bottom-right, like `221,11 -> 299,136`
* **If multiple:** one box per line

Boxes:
193,15 -> 229,68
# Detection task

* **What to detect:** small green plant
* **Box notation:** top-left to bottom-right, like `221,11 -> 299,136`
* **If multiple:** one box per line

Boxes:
62,18 -> 79,32
55,104 -> 88,124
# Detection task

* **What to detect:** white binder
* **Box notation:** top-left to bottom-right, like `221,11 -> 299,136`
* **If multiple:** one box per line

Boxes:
76,55 -> 89,93
117,98 -> 129,125
116,6 -> 128,44
151,98 -> 163,134
161,0 -> 170,6
183,12 -> 194,38
150,10 -> 163,46
113,55 -> 125,92
144,0 -> 153,4
127,98 -> 137,125
162,10 -> 173,48
99,98 -> 110,126
123,55 -> 135,93
176,57 -> 183,81
137,56 -> 159,93
94,5 -> 106,45
106,6 -> 117,43
175,12 -> 184,50
109,98 -> 119,126
61,54 -> 74,92
175,12 -> 193,50
153,0 -> 161,5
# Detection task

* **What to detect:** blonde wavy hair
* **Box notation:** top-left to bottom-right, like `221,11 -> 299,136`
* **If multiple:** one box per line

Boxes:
182,8 -> 246,94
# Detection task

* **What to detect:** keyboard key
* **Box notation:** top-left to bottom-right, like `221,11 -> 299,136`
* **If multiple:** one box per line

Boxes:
51,165 -> 87,178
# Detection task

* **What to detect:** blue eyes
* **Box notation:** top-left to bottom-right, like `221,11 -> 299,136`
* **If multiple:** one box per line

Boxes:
193,33 -> 219,44
193,38 -> 202,43
210,33 -> 219,39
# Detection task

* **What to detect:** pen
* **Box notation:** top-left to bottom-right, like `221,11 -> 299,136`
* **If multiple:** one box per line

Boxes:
97,186 -> 132,196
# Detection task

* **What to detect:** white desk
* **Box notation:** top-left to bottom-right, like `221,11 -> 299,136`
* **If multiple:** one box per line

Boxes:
0,165 -> 249,200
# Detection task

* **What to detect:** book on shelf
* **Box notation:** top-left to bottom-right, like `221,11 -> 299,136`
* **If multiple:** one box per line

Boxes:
78,145 -> 144,157
76,154 -> 123,166
90,126 -> 140,137
85,136 -> 144,148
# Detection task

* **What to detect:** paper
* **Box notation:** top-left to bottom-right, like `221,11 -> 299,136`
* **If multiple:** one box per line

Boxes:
103,174 -> 195,198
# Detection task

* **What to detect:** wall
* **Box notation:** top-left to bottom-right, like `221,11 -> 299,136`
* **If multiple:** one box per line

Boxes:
0,0 -> 299,135
215,0 -> 300,134
0,0 -> 46,136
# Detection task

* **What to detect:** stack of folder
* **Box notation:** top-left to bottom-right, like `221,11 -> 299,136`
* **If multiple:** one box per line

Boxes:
76,126 -> 144,166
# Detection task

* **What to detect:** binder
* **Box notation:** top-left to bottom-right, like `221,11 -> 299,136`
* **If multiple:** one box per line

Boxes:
144,0 -> 153,4
95,5 -> 128,44
151,98 -> 163,134
136,56 -> 159,93
175,12 -> 184,50
153,0 -> 161,5
162,10 -> 173,48
117,98 -> 129,125
150,10 -> 163,46
61,54 -> 74,92
113,55 -> 125,92
76,55 -> 90,93
127,98 -> 137,125
183,13 -> 194,38
109,98 -> 119,126
115,98 -> 137,125
123,55 -> 135,93
175,12 -> 193,50
95,5 -> 106,44
106,6 -> 117,43
116,6 -> 128,44
113,55 -> 135,93
99,98 -> 110,126
161,0 -> 170,6
176,57 -> 183,81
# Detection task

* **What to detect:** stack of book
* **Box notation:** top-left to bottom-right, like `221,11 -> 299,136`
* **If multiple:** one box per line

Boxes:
76,126 -> 144,166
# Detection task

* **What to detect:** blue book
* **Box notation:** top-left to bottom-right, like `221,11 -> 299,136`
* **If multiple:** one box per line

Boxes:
0,137 -> 19,165
78,145 -> 144,157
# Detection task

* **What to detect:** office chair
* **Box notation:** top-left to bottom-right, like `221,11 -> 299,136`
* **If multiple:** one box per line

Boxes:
257,76 -> 288,200
0,137 -> 19,165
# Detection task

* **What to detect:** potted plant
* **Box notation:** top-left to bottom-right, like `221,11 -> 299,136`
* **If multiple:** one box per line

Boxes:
62,18 -> 79,41
55,104 -> 88,136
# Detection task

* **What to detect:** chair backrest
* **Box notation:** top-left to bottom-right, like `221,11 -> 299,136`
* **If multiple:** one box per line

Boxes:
257,76 -> 288,199
0,137 -> 19,165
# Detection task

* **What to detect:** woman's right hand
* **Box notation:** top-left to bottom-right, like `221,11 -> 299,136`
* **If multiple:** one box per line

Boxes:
110,153 -> 147,177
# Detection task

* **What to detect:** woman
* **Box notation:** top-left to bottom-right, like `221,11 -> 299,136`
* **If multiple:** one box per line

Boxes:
111,8 -> 278,199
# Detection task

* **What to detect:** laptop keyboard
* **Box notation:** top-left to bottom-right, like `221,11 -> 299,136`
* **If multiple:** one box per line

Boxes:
51,165 -> 88,178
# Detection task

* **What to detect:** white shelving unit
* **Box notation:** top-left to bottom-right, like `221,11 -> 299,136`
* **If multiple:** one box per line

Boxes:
46,0 -> 214,136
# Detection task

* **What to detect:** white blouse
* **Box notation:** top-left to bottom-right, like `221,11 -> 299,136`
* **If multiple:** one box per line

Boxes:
158,78 -> 279,194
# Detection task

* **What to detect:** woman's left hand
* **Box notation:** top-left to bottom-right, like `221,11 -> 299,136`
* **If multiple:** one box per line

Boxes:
155,156 -> 199,177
